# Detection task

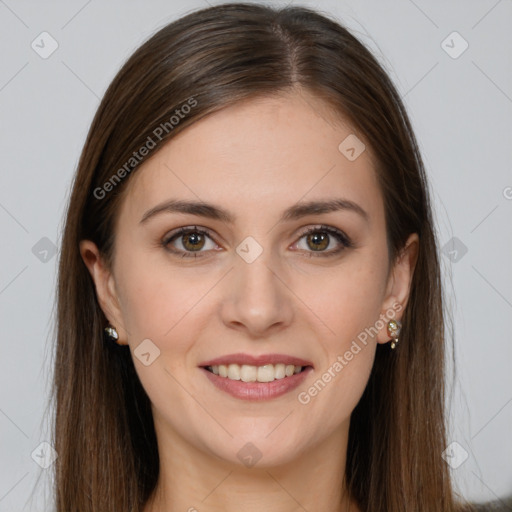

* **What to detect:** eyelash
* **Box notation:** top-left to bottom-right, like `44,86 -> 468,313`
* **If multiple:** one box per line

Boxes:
162,225 -> 353,259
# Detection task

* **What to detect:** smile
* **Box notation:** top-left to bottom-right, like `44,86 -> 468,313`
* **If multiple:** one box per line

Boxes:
205,363 -> 306,383
200,365 -> 313,401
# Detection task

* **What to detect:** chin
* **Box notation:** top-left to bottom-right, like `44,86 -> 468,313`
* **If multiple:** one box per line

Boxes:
207,430 -> 307,470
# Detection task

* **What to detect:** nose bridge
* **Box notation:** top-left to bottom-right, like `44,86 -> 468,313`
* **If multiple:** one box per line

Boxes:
220,239 -> 294,335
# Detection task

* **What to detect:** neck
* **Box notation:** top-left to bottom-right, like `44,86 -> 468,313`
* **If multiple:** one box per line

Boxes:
144,419 -> 358,512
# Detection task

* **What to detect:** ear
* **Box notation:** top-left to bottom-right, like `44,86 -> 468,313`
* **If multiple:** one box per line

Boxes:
79,240 -> 128,345
376,233 -> 419,344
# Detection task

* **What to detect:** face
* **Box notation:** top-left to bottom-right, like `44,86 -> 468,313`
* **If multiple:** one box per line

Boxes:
81,90 -> 417,469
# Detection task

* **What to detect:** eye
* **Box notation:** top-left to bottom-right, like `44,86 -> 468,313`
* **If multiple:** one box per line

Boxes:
292,225 -> 353,257
162,226 -> 219,258
162,224 -> 353,259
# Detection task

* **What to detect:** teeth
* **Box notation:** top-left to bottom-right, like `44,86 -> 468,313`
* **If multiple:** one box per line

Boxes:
210,363 -> 304,382
274,363 -> 285,379
227,364 -> 241,380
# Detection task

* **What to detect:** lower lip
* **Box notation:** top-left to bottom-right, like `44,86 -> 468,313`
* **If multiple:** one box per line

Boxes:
200,366 -> 313,401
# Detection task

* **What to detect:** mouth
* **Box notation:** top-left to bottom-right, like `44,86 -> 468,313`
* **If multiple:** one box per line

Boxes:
200,364 -> 313,401
198,353 -> 314,400
202,363 -> 312,383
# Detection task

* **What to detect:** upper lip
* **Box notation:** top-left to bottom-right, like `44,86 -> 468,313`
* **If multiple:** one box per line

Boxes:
199,353 -> 313,368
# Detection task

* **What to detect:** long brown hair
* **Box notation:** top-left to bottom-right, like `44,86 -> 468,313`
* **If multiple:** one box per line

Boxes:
53,3 -> 474,510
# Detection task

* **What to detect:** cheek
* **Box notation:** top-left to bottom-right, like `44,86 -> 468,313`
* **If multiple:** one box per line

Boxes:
292,316 -> 376,457
293,251 -> 388,340
115,249 -> 214,340
113,254 -> 211,408
292,252 -> 386,406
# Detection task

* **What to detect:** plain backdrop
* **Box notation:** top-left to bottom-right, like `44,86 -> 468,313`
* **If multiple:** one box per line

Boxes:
0,0 -> 511,510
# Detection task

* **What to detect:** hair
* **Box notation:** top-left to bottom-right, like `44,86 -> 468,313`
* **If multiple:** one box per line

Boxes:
53,3 -> 477,511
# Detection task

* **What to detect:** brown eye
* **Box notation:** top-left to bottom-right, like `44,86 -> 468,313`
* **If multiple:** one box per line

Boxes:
163,227 -> 218,257
182,232 -> 206,251
306,232 -> 329,251
293,225 -> 353,257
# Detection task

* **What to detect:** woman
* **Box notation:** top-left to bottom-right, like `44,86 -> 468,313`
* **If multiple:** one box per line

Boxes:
53,3 -> 488,511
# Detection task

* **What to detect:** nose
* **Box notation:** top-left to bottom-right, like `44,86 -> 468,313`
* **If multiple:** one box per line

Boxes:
219,250 -> 295,338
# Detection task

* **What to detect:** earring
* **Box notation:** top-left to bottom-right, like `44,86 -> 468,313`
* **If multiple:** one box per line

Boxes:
104,325 -> 119,343
387,319 -> 402,349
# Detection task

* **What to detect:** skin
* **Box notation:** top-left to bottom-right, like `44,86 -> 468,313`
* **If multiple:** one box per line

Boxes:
80,89 -> 418,512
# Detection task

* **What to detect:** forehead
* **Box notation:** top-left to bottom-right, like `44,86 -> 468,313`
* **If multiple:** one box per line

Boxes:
119,91 -> 382,223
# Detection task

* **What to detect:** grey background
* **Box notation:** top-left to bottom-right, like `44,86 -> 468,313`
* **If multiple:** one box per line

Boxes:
0,0 -> 511,510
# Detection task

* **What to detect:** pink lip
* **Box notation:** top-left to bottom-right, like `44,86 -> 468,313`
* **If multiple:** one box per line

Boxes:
200,366 -> 313,401
199,353 -> 313,368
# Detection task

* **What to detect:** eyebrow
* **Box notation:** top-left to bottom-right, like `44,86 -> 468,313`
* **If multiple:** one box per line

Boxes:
139,197 -> 369,225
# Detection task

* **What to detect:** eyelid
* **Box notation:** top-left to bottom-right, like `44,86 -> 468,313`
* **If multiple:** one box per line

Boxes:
162,226 -> 220,258
162,224 -> 353,258
291,224 -> 354,256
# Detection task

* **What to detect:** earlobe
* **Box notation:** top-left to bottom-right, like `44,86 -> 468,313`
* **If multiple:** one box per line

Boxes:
79,240 -> 128,344
376,233 -> 419,345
